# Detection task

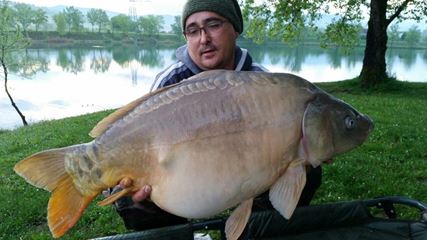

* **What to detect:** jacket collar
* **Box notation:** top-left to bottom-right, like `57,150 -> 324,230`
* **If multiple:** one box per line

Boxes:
176,44 -> 254,74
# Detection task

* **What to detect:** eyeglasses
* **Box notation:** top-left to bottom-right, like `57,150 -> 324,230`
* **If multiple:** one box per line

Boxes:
183,19 -> 227,39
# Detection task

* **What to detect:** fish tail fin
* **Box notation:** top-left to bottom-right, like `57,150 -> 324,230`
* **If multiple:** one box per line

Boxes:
48,176 -> 96,238
14,145 -> 96,238
14,146 -> 74,192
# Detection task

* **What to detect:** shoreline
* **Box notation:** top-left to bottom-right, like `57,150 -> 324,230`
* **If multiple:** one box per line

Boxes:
25,31 -> 427,50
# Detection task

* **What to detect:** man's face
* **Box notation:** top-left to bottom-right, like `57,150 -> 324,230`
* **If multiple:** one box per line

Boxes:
184,11 -> 239,70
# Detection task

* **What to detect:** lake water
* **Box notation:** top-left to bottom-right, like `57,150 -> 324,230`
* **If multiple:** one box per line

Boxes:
1,43 -> 426,129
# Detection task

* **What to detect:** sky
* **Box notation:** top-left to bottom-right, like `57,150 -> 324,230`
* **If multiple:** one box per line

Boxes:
12,0 -> 187,15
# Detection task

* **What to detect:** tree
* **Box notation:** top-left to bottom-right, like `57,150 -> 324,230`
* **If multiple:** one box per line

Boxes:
53,12 -> 67,35
64,6 -> 84,32
14,3 -> 35,36
95,9 -> 109,33
243,0 -> 427,88
33,8 -> 48,32
111,14 -> 133,34
0,0 -> 29,126
87,9 -> 109,33
403,25 -> 422,47
171,15 -> 185,40
137,15 -> 164,36
387,24 -> 400,47
87,9 -> 98,32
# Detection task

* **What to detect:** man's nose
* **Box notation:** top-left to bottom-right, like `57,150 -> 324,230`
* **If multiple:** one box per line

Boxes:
199,29 -> 210,43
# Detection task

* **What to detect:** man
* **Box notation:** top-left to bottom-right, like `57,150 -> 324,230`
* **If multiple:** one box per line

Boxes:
149,0 -> 266,91
112,0 -> 322,233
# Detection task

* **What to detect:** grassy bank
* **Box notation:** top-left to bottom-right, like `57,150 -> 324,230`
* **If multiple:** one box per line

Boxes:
1,80 -> 426,239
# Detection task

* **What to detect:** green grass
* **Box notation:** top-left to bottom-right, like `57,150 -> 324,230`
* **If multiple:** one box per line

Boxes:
1,80 -> 427,239
315,80 -> 427,204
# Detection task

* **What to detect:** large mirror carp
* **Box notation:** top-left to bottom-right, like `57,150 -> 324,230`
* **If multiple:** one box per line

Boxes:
14,70 -> 373,239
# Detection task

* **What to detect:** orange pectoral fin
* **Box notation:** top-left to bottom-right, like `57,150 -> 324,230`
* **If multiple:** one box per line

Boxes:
97,187 -> 134,206
98,177 -> 137,206
48,177 -> 97,238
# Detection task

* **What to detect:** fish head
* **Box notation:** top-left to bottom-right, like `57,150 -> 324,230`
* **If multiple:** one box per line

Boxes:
300,93 -> 373,167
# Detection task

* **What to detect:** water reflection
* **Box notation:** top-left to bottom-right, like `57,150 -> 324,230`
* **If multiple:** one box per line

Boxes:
57,48 -> 88,74
90,48 -> 111,74
8,49 -> 50,78
8,44 -> 427,82
1,44 -> 427,129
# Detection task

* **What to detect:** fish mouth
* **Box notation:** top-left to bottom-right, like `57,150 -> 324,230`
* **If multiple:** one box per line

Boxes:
358,114 -> 374,140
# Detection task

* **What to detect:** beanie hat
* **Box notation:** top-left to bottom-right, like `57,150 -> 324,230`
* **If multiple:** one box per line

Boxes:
181,0 -> 243,34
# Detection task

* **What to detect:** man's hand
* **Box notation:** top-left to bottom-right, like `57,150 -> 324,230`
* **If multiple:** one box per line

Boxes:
132,185 -> 152,203
102,184 -> 152,203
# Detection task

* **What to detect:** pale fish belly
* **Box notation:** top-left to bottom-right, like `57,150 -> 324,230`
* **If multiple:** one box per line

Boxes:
149,126 -> 297,219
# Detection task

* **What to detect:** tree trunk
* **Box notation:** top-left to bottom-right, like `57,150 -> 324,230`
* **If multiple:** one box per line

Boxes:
359,0 -> 389,87
1,59 -> 28,126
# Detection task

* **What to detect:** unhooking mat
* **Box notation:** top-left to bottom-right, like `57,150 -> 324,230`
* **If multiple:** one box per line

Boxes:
93,196 -> 427,240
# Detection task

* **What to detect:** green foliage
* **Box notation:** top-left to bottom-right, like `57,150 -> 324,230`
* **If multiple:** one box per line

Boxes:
388,24 -> 400,47
402,25 -> 422,47
242,0 -> 333,44
96,10 -> 109,33
87,9 -> 109,33
321,21 -> 363,52
33,8 -> 48,32
86,9 -> 98,31
53,12 -> 67,36
244,17 -> 269,44
171,15 -> 185,40
111,14 -> 134,34
62,6 -> 85,33
0,1 -> 16,35
137,15 -> 164,36
14,3 -> 35,34
0,0 -> 29,67
1,81 -> 427,239
2,3 -> 47,34
242,0 -> 427,48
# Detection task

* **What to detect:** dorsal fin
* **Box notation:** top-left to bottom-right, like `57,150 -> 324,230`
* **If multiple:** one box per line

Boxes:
89,84 -> 177,138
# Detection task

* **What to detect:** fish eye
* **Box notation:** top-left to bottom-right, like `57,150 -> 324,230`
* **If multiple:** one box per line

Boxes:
345,116 -> 356,130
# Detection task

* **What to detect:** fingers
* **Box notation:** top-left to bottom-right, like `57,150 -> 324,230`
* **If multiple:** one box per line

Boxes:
132,185 -> 152,203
